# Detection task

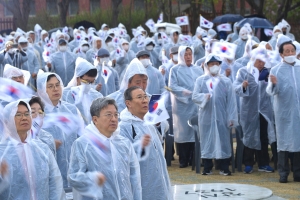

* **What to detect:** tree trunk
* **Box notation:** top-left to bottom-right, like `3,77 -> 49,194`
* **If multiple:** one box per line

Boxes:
211,0 -> 216,17
222,0 -> 226,14
129,0 -> 133,29
168,0 -> 172,22
240,0 -> 245,16
229,0 -> 236,14
57,0 -> 70,27
177,0 -> 180,16
275,0 -> 294,24
145,0 -> 148,21
111,0 -> 122,27
0,0 -> 31,31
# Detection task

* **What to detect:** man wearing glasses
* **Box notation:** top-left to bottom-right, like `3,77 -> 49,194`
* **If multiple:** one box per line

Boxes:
119,86 -> 173,200
68,97 -> 142,200
63,58 -> 103,125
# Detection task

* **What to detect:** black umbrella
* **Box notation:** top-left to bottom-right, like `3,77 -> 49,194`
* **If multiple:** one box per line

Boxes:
73,20 -> 96,30
237,17 -> 274,29
212,14 -> 244,24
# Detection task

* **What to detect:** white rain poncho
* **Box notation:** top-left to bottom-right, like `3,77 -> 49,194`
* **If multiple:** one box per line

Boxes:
114,39 -> 136,82
233,48 -> 276,150
19,46 -> 40,90
234,27 -> 249,59
280,19 -> 295,41
235,37 -> 257,67
95,59 -> 120,96
68,122 -> 142,200
226,22 -> 239,43
168,46 -> 203,143
144,38 -> 160,69
119,108 -> 173,200
268,25 -> 282,50
63,58 -> 103,125
129,30 -> 144,53
266,59 -> 300,152
192,54 -> 238,159
3,63 -> 23,79
0,100 -> 65,200
49,48 -> 77,86
73,40 -> 90,59
86,36 -> 104,64
142,58 -> 165,95
108,58 -> 148,112
220,59 -> 244,83
37,72 -> 81,188
2,45 -> 28,69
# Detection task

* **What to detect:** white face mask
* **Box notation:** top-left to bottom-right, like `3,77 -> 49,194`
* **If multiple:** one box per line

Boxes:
82,46 -> 89,52
81,82 -> 92,93
122,44 -> 129,51
140,59 -> 151,67
146,45 -> 154,51
209,65 -> 220,75
100,57 -> 110,65
241,34 -> 248,40
59,46 -> 67,52
107,42 -> 114,51
157,39 -> 162,44
8,49 -> 14,54
172,54 -> 178,62
274,32 -> 280,38
283,55 -> 296,64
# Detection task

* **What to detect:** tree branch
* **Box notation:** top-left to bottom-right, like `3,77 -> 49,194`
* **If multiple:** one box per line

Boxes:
288,2 -> 300,11
245,0 -> 259,11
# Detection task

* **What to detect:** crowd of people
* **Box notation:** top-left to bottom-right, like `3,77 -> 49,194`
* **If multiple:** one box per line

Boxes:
0,16 -> 299,199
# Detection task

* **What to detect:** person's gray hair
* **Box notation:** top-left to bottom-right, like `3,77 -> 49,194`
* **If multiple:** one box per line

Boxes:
90,97 -> 118,117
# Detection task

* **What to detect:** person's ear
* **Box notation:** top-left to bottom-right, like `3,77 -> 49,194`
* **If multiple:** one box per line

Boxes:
76,77 -> 81,86
125,100 -> 132,108
92,116 -> 98,125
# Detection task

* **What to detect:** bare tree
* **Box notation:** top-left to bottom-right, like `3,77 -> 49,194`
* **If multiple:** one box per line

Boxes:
57,0 -> 70,27
111,0 -> 122,27
276,0 -> 300,23
245,0 -> 265,15
0,0 -> 31,30
169,0 -> 172,22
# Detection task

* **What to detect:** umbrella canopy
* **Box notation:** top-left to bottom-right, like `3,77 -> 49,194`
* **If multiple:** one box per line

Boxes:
212,14 -> 244,24
237,17 -> 274,29
73,20 -> 96,30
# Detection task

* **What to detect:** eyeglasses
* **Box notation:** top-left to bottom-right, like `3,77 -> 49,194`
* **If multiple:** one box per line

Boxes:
80,79 -> 95,85
15,112 -> 31,119
102,113 -> 120,119
47,83 -> 61,90
12,75 -> 24,81
31,110 -> 45,118
133,95 -> 149,101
